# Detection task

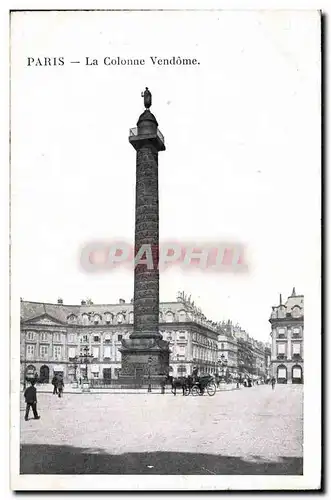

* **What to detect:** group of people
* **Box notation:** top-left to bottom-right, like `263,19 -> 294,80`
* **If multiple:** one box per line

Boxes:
51,375 -> 65,397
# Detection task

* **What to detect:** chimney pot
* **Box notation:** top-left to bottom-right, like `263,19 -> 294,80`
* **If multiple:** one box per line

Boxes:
81,300 -> 86,305
57,298 -> 63,304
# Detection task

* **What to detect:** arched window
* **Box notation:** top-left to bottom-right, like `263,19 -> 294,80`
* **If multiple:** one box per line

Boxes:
292,306 -> 301,318
178,310 -> 186,322
94,314 -> 102,325
105,313 -> 113,324
117,313 -> 124,324
82,314 -> 89,325
277,364 -> 288,384
292,364 -> 303,384
165,311 -> 174,323
67,314 -> 77,324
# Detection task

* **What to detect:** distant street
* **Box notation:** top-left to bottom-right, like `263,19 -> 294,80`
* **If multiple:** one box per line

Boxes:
20,385 -> 303,475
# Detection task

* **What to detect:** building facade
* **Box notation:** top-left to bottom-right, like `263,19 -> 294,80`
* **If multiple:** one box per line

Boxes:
20,293 -> 218,383
269,288 -> 304,384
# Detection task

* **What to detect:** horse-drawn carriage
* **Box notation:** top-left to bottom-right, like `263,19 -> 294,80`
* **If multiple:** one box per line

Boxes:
169,374 -> 217,396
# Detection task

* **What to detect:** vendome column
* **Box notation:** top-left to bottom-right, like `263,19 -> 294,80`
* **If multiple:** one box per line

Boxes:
119,88 -> 170,382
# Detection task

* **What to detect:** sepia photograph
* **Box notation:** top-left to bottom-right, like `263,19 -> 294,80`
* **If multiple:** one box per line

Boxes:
10,8 -> 321,491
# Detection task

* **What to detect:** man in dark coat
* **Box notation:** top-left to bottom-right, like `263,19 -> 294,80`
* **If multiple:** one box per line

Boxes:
57,378 -> 64,398
52,375 -> 58,394
24,380 -> 40,421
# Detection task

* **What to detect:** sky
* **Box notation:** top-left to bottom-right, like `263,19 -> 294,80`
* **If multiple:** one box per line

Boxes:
11,10 -> 321,342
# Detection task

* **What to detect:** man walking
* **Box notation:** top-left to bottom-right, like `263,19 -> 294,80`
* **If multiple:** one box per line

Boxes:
57,377 -> 64,398
24,380 -> 40,421
51,375 -> 58,395
271,376 -> 276,390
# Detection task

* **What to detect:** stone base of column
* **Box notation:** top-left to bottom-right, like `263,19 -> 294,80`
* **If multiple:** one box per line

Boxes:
118,337 -> 170,380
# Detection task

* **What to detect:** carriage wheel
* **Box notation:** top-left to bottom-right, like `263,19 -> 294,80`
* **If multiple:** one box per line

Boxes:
183,386 -> 190,396
191,385 -> 200,396
207,382 -> 216,396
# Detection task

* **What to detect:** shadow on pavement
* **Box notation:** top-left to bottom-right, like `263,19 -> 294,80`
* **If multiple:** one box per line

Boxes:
20,444 -> 303,475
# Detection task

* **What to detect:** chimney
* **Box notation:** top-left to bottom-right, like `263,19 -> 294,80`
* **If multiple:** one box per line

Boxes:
57,298 -> 63,304
291,287 -> 296,296
119,298 -> 126,304
81,300 -> 86,305
279,294 -> 282,305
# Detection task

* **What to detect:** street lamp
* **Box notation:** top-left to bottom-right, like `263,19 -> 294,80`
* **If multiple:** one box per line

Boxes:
147,356 -> 153,393
80,346 -> 93,382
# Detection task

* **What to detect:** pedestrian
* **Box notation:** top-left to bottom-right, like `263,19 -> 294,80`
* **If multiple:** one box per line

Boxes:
57,378 -> 64,398
24,380 -> 40,421
79,377 -> 82,385
51,375 -> 58,395
271,376 -> 276,390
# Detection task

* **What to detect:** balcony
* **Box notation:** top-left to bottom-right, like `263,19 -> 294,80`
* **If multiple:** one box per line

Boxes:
129,127 -> 164,144
276,354 -> 286,360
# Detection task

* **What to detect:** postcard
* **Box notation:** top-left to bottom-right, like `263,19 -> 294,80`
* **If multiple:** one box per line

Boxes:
10,9 -> 321,491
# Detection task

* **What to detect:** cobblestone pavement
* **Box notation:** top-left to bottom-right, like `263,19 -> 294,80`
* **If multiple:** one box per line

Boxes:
20,384 -> 303,475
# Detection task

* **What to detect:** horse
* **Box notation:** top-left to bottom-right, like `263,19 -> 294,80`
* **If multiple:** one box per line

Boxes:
167,375 -> 194,395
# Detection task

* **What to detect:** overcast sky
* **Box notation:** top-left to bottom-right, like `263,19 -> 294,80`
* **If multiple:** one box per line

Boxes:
11,10 -> 320,341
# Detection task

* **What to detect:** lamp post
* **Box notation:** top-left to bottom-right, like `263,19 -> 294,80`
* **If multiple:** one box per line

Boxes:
219,353 -> 228,381
80,346 -> 93,382
147,356 -> 153,393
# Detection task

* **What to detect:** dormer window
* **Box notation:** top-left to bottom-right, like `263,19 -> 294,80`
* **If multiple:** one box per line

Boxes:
82,314 -> 89,325
117,313 -> 124,324
94,314 -> 101,325
165,312 -> 174,323
68,314 -> 77,324
105,313 -> 113,324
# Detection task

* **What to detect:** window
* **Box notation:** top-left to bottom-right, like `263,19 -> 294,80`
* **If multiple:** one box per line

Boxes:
178,365 -> 187,373
277,328 -> 286,339
277,343 -> 285,354
105,313 -> 112,324
221,342 -> 224,350
26,345 -> 35,358
118,334 -> 123,341
40,332 -> 48,342
82,334 -> 89,343
293,366 -> 302,378
117,314 -> 124,324
178,311 -> 186,322
92,347 -> 99,359
82,314 -> 89,325
68,314 -> 77,324
68,334 -> 75,343
68,347 -> 76,359
104,334 -> 111,343
53,333 -> 61,342
277,366 -> 287,379
178,332 -> 186,340
292,343 -> 301,358
26,331 -> 35,341
129,312 -> 134,324
93,335 -> 100,342
104,346 -> 111,359
165,312 -> 174,323
94,314 -> 101,324
54,346 -> 61,360
292,327 -> 301,338
40,345 -> 48,359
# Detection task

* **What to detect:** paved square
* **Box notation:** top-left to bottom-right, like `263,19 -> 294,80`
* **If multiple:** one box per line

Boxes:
20,385 -> 303,475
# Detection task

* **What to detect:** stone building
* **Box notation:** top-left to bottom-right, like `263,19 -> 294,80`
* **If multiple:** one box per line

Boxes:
20,292 -> 218,383
269,288 -> 304,384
